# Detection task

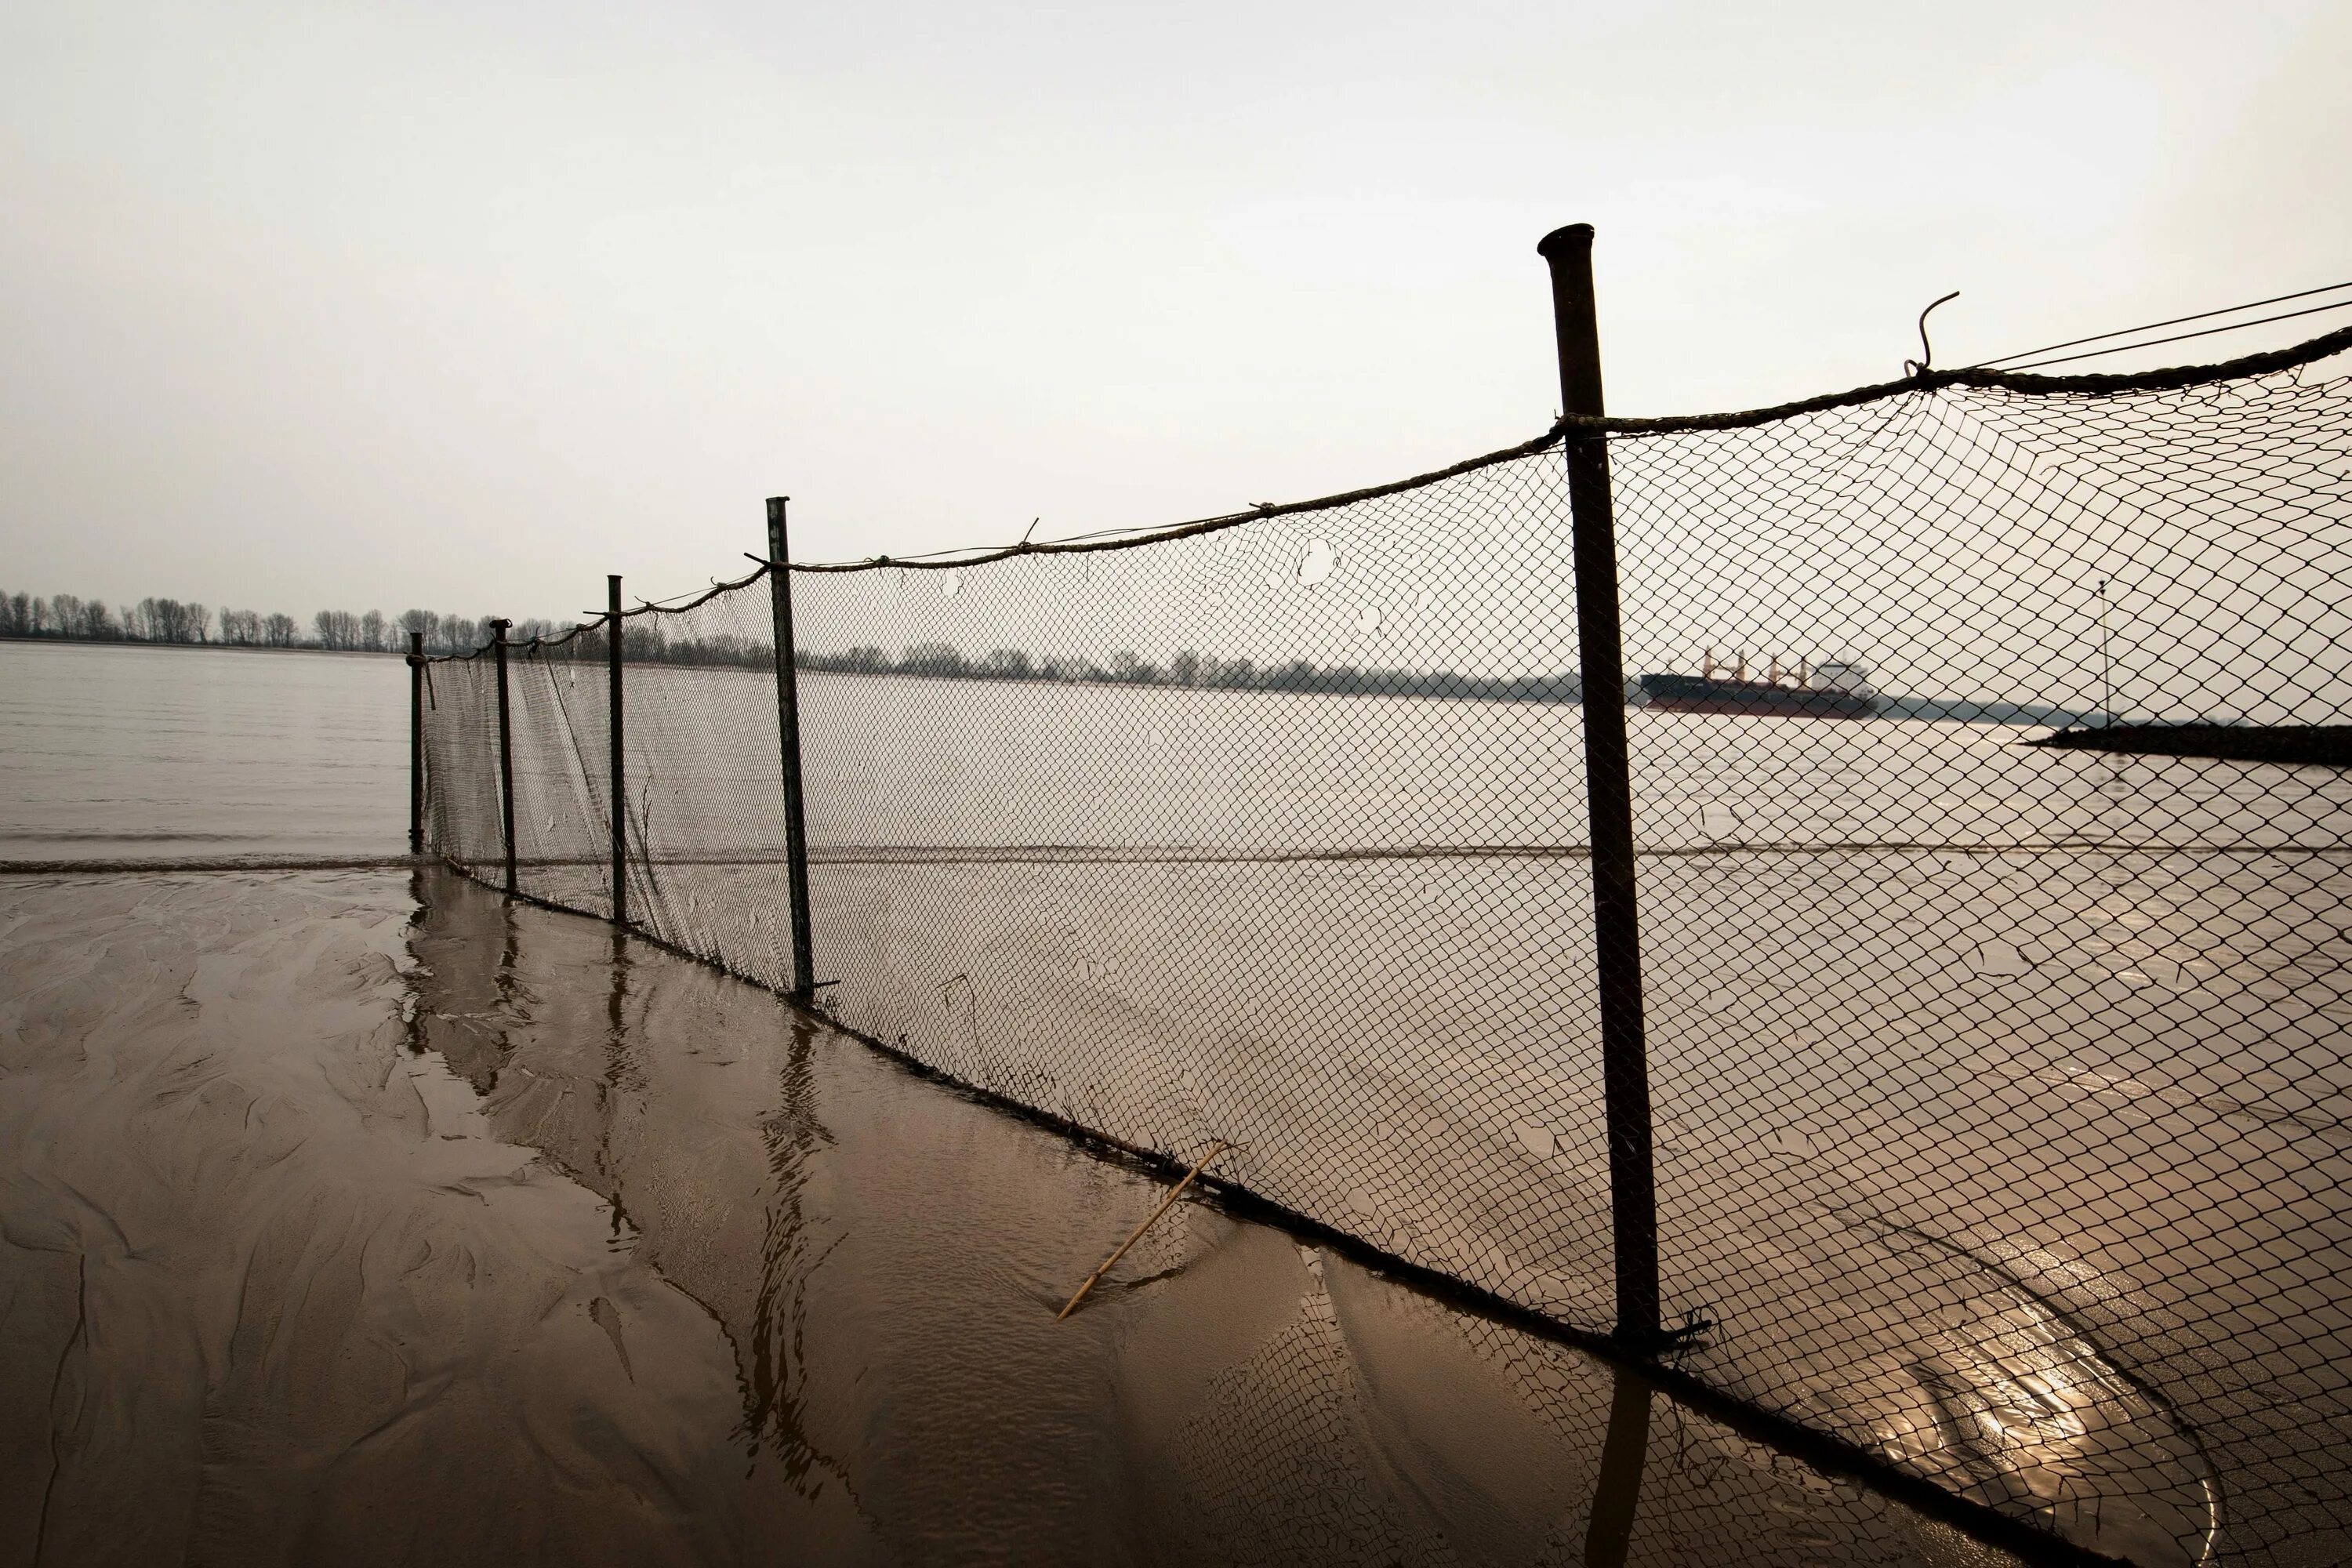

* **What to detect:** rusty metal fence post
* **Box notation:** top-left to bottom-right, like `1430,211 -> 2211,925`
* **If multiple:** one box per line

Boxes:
407,630 -> 425,855
607,575 -> 628,925
1537,222 -> 1661,1348
764,499 -> 817,999
490,617 -> 517,897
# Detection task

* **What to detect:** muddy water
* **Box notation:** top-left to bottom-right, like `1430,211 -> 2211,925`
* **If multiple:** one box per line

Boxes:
0,641 -> 405,862
0,869 -> 2020,1566
515,668 -> 2345,1567
13,641 -> 2342,1563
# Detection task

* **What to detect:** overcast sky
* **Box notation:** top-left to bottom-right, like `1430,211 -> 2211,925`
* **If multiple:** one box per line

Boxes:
2,0 -> 2343,624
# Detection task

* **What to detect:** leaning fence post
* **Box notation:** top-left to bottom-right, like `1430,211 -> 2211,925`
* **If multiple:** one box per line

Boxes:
1537,222 -> 1661,1347
407,630 -> 425,855
764,498 -> 817,999
607,575 -> 628,925
491,617 -> 517,898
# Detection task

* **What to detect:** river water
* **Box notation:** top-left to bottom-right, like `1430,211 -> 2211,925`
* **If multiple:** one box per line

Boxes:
0,641 -> 2044,1566
0,641 -> 408,862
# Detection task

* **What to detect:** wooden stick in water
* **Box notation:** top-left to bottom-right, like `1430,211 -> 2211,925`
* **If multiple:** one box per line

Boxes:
1057,1142 -> 1232,1321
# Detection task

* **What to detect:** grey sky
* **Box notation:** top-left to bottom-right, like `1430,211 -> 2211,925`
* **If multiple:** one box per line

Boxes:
2,0 -> 2343,625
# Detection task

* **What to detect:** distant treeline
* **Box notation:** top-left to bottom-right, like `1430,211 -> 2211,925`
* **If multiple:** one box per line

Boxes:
795,642 -> 1587,702
0,590 -> 565,655
0,591 -> 2107,724
481,623 -> 774,668
793,643 -> 2107,724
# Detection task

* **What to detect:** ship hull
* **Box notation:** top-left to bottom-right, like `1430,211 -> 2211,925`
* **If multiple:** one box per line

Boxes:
1638,673 -> 1878,719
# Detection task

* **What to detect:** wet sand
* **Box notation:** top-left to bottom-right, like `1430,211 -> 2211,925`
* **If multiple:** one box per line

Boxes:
0,868 -> 2023,1566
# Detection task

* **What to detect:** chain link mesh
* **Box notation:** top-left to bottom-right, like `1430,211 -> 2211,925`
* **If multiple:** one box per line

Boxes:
419,343 -> 2352,1567
509,627 -> 616,920
1608,369 -> 2352,1568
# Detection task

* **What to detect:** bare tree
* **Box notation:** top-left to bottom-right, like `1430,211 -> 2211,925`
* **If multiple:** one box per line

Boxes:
316,609 -> 366,649
132,597 -> 209,643
263,612 -> 297,648
359,609 -> 387,652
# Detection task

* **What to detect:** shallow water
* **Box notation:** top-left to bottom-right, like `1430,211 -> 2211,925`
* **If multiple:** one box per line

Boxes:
810,679 -> 2347,1563
471,668 -> 2350,1568
0,869 -> 2024,1566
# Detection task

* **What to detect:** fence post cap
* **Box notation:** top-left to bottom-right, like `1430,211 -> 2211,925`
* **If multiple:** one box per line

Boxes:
1537,223 -> 1595,259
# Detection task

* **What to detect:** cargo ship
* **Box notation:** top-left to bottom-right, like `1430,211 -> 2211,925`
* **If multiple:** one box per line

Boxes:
1637,652 -> 1880,719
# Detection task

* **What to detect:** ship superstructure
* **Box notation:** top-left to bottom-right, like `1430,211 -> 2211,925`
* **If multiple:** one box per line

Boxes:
1637,650 -> 1880,718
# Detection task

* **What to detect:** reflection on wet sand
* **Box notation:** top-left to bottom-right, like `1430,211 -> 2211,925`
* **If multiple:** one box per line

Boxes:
410,866 -> 2023,1566
1588,1377 -> 1652,1568
3,867 -> 2024,1566
0,871 -> 757,1566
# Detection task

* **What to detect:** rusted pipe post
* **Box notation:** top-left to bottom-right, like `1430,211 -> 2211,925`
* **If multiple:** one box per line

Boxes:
764,499 -> 816,998
607,575 -> 628,924
1537,222 -> 1660,1348
491,617 -> 517,897
406,630 -> 425,854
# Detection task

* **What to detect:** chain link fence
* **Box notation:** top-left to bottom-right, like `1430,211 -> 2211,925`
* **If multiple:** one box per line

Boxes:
418,322 -> 2352,1567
